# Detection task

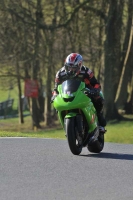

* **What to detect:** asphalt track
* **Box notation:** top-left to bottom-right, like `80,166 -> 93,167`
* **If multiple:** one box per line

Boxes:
0,138 -> 133,200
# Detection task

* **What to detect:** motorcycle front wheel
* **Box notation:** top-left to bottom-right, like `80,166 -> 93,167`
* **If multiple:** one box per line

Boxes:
65,117 -> 82,155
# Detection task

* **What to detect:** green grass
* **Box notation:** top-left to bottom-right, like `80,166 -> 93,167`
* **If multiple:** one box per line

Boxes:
0,116 -> 65,138
0,129 -> 65,139
0,116 -> 133,144
105,120 -> 133,144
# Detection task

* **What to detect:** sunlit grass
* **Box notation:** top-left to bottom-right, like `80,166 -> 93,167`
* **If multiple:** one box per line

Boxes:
105,121 -> 133,144
0,116 -> 65,138
0,129 -> 65,139
0,117 -> 133,144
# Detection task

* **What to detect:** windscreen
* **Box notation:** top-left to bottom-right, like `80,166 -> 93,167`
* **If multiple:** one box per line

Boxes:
62,80 -> 81,94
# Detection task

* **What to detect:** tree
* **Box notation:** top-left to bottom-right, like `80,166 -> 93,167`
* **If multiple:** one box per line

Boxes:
0,0 -> 132,126
115,0 -> 133,110
104,0 -> 124,120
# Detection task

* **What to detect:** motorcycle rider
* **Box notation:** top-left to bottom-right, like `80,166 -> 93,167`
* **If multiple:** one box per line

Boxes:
51,53 -> 106,132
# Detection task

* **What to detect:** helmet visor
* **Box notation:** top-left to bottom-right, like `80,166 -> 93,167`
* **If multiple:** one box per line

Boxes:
65,63 -> 78,72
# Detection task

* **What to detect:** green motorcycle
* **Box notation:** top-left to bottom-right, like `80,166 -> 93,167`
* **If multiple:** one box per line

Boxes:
52,79 -> 104,155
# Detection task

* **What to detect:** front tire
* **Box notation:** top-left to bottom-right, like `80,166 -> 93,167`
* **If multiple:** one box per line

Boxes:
65,117 -> 82,155
87,134 -> 104,153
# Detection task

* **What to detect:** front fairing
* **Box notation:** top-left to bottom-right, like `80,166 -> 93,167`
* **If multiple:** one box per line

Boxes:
53,80 -> 91,111
53,79 -> 97,132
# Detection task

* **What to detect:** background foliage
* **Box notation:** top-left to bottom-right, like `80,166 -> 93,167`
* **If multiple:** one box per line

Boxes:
0,0 -> 133,128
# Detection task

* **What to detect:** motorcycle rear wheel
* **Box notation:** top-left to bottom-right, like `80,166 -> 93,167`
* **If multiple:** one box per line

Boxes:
65,117 -> 82,155
87,134 -> 104,153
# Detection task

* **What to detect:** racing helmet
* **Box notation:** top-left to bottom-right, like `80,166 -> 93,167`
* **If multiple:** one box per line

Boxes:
64,53 -> 83,76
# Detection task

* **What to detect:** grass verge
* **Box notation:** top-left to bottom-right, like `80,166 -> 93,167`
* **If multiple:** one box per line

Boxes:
0,116 -> 133,144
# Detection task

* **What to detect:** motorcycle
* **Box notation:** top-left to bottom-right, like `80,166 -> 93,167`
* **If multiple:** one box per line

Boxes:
52,79 -> 105,155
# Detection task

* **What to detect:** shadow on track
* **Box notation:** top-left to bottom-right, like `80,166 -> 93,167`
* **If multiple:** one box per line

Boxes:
80,152 -> 133,161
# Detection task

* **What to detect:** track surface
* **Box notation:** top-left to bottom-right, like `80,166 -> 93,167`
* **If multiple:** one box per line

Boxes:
0,138 -> 133,200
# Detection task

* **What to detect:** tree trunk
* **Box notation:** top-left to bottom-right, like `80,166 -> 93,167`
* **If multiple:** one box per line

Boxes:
31,0 -> 43,129
16,59 -> 24,124
97,0 -> 106,89
104,0 -> 124,120
124,81 -> 133,114
32,98 -> 42,129
45,65 -> 52,126
115,0 -> 133,109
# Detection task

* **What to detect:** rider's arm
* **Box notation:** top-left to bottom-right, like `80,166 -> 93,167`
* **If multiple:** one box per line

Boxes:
84,68 -> 101,91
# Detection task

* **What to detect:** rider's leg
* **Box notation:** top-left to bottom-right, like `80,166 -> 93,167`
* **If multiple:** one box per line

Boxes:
92,96 -> 106,127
